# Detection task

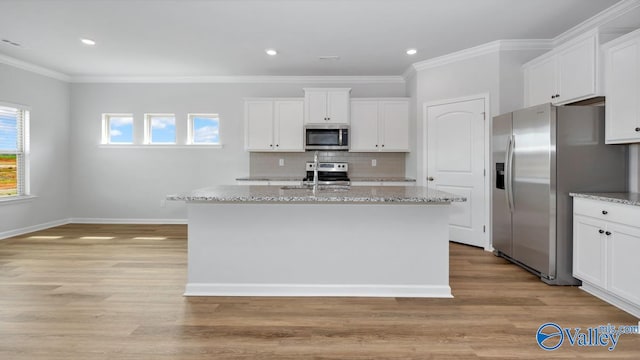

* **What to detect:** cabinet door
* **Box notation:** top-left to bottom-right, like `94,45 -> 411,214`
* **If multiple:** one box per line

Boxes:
525,56 -> 556,107
326,90 -> 350,124
379,101 -> 409,152
557,35 -> 597,104
349,101 -> 379,151
274,100 -> 304,151
605,37 -> 640,144
305,91 -> 328,124
573,215 -> 607,288
607,223 -> 640,305
245,101 -> 274,151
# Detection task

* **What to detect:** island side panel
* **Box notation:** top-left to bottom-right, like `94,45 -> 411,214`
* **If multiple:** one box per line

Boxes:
185,202 -> 451,297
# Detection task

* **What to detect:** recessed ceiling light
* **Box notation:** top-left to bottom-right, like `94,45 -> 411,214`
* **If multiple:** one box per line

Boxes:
318,56 -> 340,61
81,38 -> 96,46
265,49 -> 277,56
406,49 -> 417,55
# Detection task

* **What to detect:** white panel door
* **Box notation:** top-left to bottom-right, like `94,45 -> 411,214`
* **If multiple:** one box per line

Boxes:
557,35 -> 597,104
245,100 -> 274,151
305,91 -> 328,124
572,215 -> 606,288
605,37 -> 640,143
427,98 -> 485,247
607,223 -> 640,306
380,101 -> 409,152
526,56 -> 556,107
350,100 -> 379,151
327,90 -> 350,124
274,100 -> 304,151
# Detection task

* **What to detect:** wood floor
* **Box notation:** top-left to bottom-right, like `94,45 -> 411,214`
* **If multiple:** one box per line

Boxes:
0,224 -> 638,359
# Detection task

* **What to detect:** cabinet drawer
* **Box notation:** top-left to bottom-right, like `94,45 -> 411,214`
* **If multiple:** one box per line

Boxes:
573,197 -> 640,226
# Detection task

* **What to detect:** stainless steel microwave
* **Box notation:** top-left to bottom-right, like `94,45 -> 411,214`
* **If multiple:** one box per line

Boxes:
304,124 -> 349,151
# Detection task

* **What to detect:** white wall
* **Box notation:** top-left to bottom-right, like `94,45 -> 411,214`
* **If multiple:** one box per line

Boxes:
69,82 -> 405,221
0,64 -> 71,236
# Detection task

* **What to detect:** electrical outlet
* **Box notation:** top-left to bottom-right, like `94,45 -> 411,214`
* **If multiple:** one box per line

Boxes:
371,159 -> 377,167
279,158 -> 285,166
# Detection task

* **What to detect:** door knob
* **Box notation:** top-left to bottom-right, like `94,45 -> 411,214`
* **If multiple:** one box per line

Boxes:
427,177 -> 435,181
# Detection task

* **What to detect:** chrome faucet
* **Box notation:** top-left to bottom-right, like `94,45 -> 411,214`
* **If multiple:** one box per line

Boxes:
313,151 -> 319,191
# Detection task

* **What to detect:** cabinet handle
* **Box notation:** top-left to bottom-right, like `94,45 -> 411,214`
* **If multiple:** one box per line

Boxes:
605,231 -> 612,236
556,94 -> 560,98
551,95 -> 556,99
381,144 -> 385,148
375,144 -> 378,147
270,144 -> 273,147
598,229 -> 605,234
276,144 -> 279,147
635,127 -> 640,132
602,210 -> 608,215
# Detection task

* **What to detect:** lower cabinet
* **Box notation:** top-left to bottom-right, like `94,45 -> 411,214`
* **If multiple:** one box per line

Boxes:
573,197 -> 640,317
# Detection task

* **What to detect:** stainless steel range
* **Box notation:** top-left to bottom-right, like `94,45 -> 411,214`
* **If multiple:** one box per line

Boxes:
303,162 -> 350,185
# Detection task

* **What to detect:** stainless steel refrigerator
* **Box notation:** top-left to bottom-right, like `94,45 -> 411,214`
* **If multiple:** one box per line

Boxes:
492,103 -> 627,285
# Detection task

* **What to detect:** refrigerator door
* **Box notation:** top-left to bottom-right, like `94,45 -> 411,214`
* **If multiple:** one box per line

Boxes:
511,104 -> 556,278
491,113 -> 513,256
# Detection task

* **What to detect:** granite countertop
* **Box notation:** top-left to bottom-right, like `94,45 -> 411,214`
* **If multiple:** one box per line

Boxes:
236,176 -> 417,182
350,177 -> 416,182
168,185 -> 465,204
570,192 -> 640,207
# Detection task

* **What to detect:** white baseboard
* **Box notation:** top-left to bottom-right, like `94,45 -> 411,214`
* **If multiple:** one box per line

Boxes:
580,282 -> 640,318
69,218 -> 187,224
0,218 -> 71,240
184,283 -> 453,298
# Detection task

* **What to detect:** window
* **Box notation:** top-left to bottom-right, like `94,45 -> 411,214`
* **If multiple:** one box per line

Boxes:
0,104 -> 29,198
102,114 -> 133,144
145,114 -> 176,144
188,114 -> 220,145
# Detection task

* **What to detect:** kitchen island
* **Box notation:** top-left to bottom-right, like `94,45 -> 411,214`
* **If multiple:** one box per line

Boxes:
168,185 -> 465,298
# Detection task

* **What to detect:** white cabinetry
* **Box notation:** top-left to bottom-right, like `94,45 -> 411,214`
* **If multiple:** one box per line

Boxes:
524,30 -> 600,106
603,28 -> 640,144
304,88 -> 351,124
573,197 -> 640,317
245,99 -> 304,152
350,99 -> 410,152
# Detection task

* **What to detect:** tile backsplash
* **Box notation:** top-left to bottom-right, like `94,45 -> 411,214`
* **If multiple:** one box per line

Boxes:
250,152 -> 407,178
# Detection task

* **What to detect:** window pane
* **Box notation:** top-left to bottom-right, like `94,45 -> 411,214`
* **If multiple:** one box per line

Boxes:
108,116 -> 133,144
0,154 -> 17,196
150,116 -> 176,144
192,116 -> 220,144
0,106 -> 18,151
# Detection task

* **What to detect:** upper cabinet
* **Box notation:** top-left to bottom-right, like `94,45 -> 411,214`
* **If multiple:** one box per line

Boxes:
603,28 -> 640,144
245,98 -> 304,152
304,88 -> 351,124
524,30 -> 601,107
350,99 -> 410,152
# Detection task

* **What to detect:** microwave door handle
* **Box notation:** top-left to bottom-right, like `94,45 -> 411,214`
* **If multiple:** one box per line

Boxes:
339,130 -> 342,145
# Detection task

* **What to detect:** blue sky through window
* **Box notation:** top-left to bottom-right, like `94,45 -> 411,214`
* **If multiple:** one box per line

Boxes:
192,116 -> 220,144
150,116 -> 176,143
108,116 -> 133,144
0,107 -> 18,151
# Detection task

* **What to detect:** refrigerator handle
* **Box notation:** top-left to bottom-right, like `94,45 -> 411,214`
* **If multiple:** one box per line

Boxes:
506,135 -> 515,212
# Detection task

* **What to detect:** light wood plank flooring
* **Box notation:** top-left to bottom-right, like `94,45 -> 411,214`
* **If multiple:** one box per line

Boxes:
1,224 -> 638,359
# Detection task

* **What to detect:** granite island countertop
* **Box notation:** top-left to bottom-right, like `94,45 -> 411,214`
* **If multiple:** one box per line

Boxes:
168,185 -> 465,204
570,192 -> 640,207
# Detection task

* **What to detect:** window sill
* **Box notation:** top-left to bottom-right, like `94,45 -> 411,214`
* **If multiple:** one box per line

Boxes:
0,195 -> 37,205
98,144 -> 223,149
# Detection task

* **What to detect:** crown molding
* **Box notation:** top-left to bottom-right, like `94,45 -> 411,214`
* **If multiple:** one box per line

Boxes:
69,75 -> 406,84
553,0 -> 640,46
409,39 -> 552,74
0,53 -> 70,82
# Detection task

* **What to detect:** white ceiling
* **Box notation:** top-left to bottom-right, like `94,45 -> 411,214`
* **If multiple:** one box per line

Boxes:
0,0 -> 623,77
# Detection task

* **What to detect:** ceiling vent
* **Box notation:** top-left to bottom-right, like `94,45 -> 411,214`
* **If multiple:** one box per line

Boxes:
1,39 -> 21,47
